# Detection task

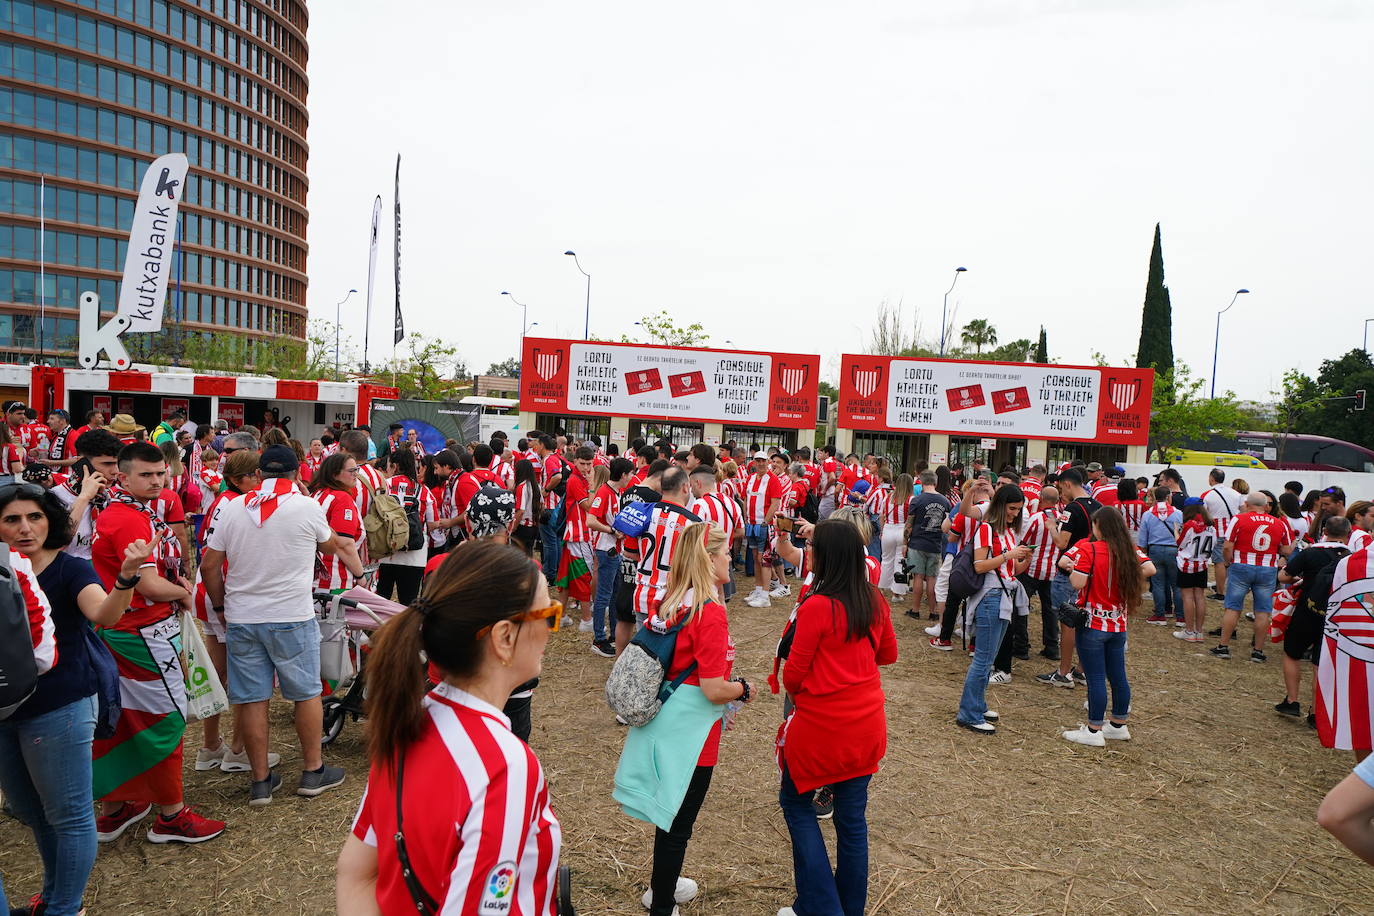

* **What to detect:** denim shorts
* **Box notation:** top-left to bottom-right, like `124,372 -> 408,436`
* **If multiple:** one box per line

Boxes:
1224,562 -> 1278,614
744,523 -> 770,551
226,619 -> 322,704
1210,540 -> 1225,564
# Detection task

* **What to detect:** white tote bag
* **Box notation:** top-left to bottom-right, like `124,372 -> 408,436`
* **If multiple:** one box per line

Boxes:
180,611 -> 229,721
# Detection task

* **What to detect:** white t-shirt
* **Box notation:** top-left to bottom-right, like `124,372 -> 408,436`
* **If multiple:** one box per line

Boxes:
1202,486 -> 1241,532
52,482 -> 94,559
205,492 -> 333,624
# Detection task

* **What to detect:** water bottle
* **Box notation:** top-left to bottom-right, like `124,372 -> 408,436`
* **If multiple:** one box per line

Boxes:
721,700 -> 744,734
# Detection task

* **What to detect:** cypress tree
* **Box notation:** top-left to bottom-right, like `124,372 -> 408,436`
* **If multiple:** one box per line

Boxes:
1135,223 -> 1174,373
1035,326 -> 1048,363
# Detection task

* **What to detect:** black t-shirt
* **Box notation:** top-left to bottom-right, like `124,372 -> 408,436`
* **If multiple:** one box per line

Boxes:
1286,544 -> 1348,614
908,492 -> 952,552
1062,496 -> 1102,550
14,551 -> 103,720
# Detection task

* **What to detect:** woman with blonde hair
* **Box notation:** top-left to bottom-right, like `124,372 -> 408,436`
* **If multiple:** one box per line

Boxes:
614,521 -> 753,916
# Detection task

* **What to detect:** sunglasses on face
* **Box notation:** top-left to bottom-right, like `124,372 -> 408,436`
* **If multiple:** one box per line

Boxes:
474,601 -> 563,640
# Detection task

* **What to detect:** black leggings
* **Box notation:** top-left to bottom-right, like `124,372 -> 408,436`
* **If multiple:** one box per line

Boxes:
376,564 -> 424,606
649,765 -> 714,916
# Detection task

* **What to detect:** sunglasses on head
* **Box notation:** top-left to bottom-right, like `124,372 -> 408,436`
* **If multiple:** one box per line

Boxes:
474,601 -> 563,640
0,482 -> 46,502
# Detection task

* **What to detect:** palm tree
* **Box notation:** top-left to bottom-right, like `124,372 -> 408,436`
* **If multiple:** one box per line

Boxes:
960,319 -> 998,355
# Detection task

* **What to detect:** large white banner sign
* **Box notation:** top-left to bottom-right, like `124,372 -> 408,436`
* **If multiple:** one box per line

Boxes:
117,152 -> 189,332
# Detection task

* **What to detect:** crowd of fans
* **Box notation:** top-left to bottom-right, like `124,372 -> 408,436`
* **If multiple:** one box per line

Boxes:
4,404 -> 1374,913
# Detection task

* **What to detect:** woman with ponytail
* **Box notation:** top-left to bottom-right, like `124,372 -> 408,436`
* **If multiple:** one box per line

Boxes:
615,522 -> 752,916
336,540 -> 562,915
1061,507 -> 1156,748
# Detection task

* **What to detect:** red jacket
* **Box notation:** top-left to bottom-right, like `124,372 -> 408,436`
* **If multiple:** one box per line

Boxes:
778,592 -> 897,793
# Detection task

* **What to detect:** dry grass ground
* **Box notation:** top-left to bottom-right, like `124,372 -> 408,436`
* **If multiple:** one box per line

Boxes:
4,586 -> 1374,915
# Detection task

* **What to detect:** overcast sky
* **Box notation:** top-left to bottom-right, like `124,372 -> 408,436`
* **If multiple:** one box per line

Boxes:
302,0 -> 1372,402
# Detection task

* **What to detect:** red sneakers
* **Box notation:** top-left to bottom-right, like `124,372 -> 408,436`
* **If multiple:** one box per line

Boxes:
146,805 -> 226,844
95,801 -> 152,843
927,637 -> 953,651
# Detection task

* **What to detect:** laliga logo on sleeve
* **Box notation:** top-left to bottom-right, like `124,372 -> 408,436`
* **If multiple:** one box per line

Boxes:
481,861 -> 516,913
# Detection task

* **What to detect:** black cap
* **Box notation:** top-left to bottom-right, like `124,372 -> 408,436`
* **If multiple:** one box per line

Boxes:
259,444 -> 299,475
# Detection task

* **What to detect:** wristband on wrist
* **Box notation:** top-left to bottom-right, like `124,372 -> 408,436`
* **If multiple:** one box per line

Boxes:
734,677 -> 751,703
115,572 -> 141,590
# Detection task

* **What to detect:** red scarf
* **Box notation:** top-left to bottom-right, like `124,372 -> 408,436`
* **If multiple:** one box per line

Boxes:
109,485 -> 182,574
243,477 -> 299,527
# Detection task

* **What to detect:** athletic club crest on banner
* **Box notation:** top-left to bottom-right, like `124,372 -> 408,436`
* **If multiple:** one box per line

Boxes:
777,362 -> 810,397
1108,377 -> 1142,412
852,365 -> 884,399
533,348 -> 564,381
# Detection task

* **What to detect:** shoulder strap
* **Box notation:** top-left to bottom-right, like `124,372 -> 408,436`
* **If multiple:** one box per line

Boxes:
394,748 -> 439,916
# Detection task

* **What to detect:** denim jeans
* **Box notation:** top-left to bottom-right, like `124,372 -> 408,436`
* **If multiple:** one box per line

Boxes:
539,517 -> 560,582
1049,569 -> 1075,611
779,764 -> 871,916
1077,627 -> 1130,727
593,548 -> 619,642
0,694 -> 99,915
957,590 -> 1007,725
1225,562 -> 1278,614
1146,544 -> 1182,618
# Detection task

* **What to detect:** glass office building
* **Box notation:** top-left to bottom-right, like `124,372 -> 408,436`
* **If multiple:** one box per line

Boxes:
0,0 -> 308,363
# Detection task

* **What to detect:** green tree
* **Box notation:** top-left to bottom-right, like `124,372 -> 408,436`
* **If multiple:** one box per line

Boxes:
987,338 -> 1035,362
485,357 -> 520,377
380,334 -> 470,400
959,319 -> 998,355
635,311 -> 709,347
1135,223 -> 1175,375
1148,362 -> 1249,459
1290,349 -> 1374,449
1035,326 -> 1048,363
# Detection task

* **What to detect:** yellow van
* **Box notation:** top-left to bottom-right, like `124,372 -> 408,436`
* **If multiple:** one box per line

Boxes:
1155,448 -> 1267,469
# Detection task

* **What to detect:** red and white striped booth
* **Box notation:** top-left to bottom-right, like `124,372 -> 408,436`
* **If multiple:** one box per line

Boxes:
3,364 -> 398,434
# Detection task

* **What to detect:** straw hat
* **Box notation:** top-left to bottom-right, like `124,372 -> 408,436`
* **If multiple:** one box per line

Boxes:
108,414 -> 144,436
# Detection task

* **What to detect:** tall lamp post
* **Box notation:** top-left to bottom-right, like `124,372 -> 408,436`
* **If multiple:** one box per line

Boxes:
501,290 -> 528,375
1364,317 -> 1374,353
564,250 -> 591,340
335,288 -> 357,377
939,266 -> 967,357
1210,288 -> 1249,398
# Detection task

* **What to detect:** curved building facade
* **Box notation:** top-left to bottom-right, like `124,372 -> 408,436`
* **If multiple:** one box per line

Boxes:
0,0 -> 309,364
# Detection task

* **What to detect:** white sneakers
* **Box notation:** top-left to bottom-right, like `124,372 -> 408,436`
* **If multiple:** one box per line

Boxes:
769,582 -> 791,598
642,877 -> 699,909
1062,722 -> 1131,747
745,587 -> 772,608
988,671 -> 1012,686
577,619 -> 593,633
1062,724 -> 1105,747
923,623 -> 942,637
217,747 -> 281,773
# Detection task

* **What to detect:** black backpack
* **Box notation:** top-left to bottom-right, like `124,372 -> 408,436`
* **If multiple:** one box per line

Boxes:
0,546 -> 39,720
946,542 -> 982,604
799,491 -> 820,524
1304,547 -> 1351,615
400,493 -> 426,553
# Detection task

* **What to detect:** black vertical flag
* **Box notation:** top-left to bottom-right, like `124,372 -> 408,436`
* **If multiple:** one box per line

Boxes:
393,154 -> 404,345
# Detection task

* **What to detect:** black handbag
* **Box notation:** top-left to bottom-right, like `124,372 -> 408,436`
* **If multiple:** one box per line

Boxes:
1055,543 -> 1093,630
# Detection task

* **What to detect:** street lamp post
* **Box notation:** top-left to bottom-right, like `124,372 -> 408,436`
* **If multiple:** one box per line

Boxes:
1210,289 -> 1249,398
1364,317 -> 1374,353
940,267 -> 967,357
564,250 -> 591,340
335,288 -> 357,377
501,291 -> 528,376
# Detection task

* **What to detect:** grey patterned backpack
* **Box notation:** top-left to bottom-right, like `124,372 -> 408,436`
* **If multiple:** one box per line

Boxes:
605,615 -> 697,727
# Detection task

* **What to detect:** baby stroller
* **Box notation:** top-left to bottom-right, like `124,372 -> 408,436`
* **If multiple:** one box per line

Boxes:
316,585 -> 407,745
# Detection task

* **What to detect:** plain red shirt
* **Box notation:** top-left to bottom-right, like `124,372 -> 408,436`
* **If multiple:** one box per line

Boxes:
664,599 -> 734,766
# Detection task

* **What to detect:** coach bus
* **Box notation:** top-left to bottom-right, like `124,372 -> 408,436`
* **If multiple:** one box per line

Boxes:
1168,432 -> 1374,474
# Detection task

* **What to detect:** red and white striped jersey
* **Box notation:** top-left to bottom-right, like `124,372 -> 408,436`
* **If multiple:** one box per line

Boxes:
863,484 -> 891,522
1116,499 -> 1146,533
513,481 -> 538,528
388,475 -> 438,536
718,475 -> 738,502
1019,477 -> 1042,509
1176,518 -> 1215,573
801,462 -> 821,495
541,455 -> 569,510
1090,479 -> 1114,499
352,463 -> 387,517
351,682 -> 561,916
1075,540 -> 1150,633
1021,509 -> 1062,580
742,472 -> 783,524
1224,512 -> 1293,567
780,479 -> 810,519
1314,548 -> 1374,752
973,522 -> 1019,583
13,551 -> 56,676
588,483 -> 620,551
561,471 -> 591,544
633,503 -> 701,618
690,492 -> 743,545
1350,529 -> 1373,553
948,502 -> 988,550
315,489 -> 362,590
